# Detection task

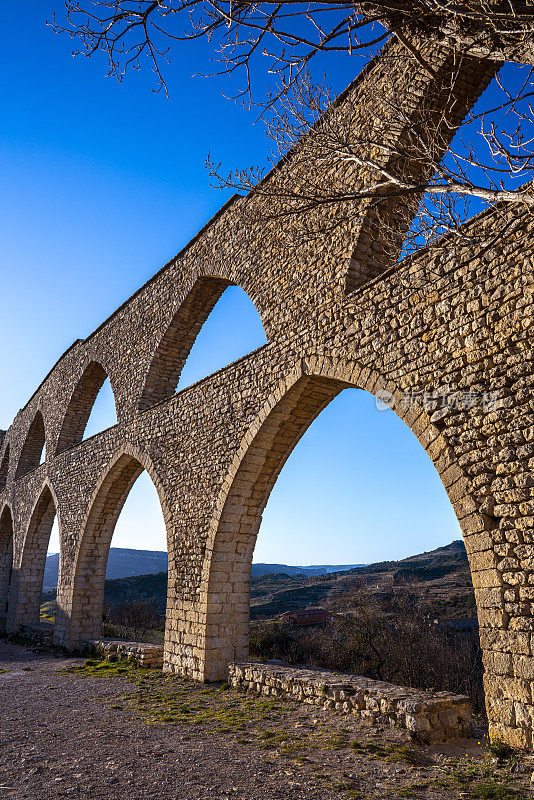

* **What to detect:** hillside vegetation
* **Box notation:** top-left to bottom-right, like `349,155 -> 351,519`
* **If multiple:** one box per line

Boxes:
43,539 -> 474,621
42,540 -> 483,712
250,540 -> 475,621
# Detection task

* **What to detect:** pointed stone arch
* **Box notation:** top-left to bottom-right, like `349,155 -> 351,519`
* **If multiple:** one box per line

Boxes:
7,483 -> 59,631
344,49 -> 496,292
59,445 -> 171,649
0,504 -> 13,632
198,357 -> 491,682
55,361 -> 118,455
138,276 -> 233,411
15,410 -> 46,480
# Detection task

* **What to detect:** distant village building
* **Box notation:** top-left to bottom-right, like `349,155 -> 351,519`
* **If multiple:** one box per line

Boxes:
278,608 -> 332,626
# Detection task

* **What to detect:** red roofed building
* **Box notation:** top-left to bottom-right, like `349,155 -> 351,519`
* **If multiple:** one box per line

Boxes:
278,608 -> 333,626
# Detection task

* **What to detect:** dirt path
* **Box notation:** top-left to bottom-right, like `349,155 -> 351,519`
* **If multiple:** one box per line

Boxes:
0,639 -> 532,800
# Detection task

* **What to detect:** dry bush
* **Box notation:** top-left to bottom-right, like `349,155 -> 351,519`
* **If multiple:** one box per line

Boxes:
103,599 -> 164,643
250,590 -> 485,714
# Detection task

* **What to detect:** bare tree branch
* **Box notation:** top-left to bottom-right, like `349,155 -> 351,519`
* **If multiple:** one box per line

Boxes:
50,1 -> 534,270
51,2 -> 534,98
207,62 -> 534,260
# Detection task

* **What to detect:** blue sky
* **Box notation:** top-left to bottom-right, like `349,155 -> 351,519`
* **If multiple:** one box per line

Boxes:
1,2 -> 463,564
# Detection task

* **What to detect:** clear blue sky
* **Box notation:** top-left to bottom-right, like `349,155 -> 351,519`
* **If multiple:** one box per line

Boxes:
1,2 -> 463,565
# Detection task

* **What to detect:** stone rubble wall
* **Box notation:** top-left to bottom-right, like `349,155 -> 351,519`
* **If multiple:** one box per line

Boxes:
13,628 -> 164,669
229,661 -> 473,743
18,624 -> 54,646
90,639 -> 164,669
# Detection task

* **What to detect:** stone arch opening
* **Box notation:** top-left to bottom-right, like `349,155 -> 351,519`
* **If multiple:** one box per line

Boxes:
199,365 -> 487,689
138,277 -> 230,411
55,361 -> 118,455
0,505 -> 13,632
344,51 -> 496,292
253,388 -> 462,567
138,278 -> 267,410
15,411 -> 46,480
65,451 -> 170,649
176,285 -> 268,393
200,373 -> 350,680
0,444 -> 10,490
8,485 -> 58,631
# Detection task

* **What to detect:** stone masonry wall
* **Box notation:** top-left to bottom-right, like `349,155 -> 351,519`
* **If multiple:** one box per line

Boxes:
90,639 -> 164,669
0,37 -> 532,747
229,662 -> 473,742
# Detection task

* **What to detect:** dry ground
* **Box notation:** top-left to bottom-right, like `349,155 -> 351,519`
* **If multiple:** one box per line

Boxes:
0,638 -> 532,800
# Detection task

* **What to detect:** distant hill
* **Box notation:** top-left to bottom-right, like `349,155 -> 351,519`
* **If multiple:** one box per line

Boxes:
43,548 -> 363,591
43,540 -> 474,622
248,540 -> 474,621
104,571 -> 168,614
43,547 -> 168,591
251,563 -> 364,578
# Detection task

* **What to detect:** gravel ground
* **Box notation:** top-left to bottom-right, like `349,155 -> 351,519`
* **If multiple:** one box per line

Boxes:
0,638 -> 532,800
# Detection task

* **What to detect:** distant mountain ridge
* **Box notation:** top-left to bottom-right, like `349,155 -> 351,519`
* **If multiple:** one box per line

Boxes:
42,547 -> 364,591
43,539 -> 472,621
251,563 -> 364,578
248,539 -> 472,621
43,547 -> 168,591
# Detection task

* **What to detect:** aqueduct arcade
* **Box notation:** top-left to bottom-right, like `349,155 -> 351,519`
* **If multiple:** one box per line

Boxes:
0,37 -> 533,747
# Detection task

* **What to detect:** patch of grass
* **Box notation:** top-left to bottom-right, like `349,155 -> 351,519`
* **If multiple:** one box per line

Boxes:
62,658 -> 143,679
385,745 -> 418,765
364,742 -> 381,754
327,734 -> 349,750
347,740 -> 417,764
470,781 -> 526,799
40,602 -> 56,623
396,785 -> 429,798
432,763 -> 528,800
62,658 -> 286,734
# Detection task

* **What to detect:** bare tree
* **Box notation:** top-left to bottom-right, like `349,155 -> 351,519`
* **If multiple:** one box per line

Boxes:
52,2 -> 534,98
250,585 -> 485,713
51,2 -> 534,258
206,56 -> 534,258
105,599 -> 163,642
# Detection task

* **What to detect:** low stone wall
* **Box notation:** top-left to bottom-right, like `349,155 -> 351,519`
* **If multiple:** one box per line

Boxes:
90,638 -> 164,669
229,661 -> 473,742
18,624 -> 54,645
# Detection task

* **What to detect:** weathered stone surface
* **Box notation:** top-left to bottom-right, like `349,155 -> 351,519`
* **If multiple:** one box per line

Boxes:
229,661 -> 473,742
0,37 -> 531,748
91,639 -> 164,669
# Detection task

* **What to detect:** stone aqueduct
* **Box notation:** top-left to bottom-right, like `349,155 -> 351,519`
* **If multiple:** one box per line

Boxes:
0,37 -> 533,747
